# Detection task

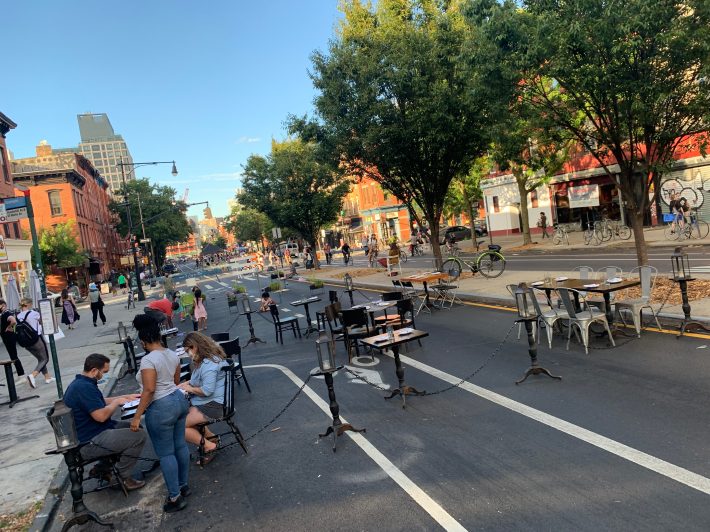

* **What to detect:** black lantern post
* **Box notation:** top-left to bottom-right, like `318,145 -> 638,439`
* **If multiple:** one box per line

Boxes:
670,247 -> 710,337
117,321 -> 137,374
239,293 -> 265,346
315,333 -> 365,451
46,401 -> 112,530
514,283 -> 562,385
343,273 -> 355,306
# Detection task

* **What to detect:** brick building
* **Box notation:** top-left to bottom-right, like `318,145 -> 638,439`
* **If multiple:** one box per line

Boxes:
11,142 -> 124,284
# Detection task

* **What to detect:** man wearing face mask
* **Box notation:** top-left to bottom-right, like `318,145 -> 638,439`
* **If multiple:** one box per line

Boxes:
63,353 -> 147,490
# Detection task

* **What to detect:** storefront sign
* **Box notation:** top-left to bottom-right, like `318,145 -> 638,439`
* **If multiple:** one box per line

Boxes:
569,184 -> 600,208
0,235 -> 7,262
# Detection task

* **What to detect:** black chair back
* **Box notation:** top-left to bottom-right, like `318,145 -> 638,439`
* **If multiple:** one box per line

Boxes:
269,303 -> 281,323
341,308 -> 368,329
210,332 -> 229,342
328,290 -> 339,303
396,298 -> 415,326
220,337 -> 240,358
220,360 -> 236,419
382,291 -> 403,302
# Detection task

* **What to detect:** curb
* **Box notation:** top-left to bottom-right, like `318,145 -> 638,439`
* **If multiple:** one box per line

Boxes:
28,361 -> 126,532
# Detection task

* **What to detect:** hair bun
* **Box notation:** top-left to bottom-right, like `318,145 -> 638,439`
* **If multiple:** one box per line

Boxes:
132,313 -> 157,330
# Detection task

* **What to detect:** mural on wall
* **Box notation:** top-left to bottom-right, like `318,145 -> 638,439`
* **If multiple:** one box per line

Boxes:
660,176 -> 710,212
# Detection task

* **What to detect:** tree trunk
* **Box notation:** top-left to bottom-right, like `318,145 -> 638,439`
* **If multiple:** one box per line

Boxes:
312,231 -> 321,270
516,180 -> 532,245
462,193 -> 479,251
429,218 -> 443,269
630,210 -> 649,265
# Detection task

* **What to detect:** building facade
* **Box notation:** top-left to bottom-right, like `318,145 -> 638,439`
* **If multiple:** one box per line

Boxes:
0,111 -> 33,303
11,142 -> 124,282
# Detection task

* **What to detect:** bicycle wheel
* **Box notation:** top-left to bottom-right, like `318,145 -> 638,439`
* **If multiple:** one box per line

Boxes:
399,250 -> 408,263
477,252 -> 506,278
596,225 -> 612,242
692,220 -> 710,239
442,258 -> 463,279
664,223 -> 679,240
617,224 -> 632,240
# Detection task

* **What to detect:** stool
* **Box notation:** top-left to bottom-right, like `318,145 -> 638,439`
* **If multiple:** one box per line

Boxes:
0,360 -> 38,408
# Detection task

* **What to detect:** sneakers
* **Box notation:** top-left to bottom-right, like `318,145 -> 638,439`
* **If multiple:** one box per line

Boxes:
163,494 -> 187,513
45,377 -> 56,385
26,374 -> 36,388
180,485 -> 192,497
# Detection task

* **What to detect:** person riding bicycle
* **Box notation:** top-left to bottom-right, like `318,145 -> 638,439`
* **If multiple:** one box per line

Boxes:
410,232 -> 419,255
367,240 -> 379,267
341,242 -> 351,265
669,191 -> 688,229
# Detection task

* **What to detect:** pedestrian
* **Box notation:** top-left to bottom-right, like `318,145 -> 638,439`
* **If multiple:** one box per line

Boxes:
144,297 -> 175,329
60,288 -> 80,330
192,288 -> 208,331
130,314 -> 190,513
323,243 -> 332,265
304,247 -> 315,269
341,241 -> 351,265
361,235 -> 369,256
538,212 -> 549,238
88,282 -> 107,327
8,298 -> 55,388
0,299 -> 24,381
163,274 -> 175,299
118,272 -> 127,294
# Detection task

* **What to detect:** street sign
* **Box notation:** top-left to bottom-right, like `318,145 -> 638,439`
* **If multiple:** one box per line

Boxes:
140,238 -> 151,243
271,227 -> 282,239
0,197 -> 28,222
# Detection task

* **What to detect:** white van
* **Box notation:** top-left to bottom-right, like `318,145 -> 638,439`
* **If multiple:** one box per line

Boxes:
279,242 -> 300,256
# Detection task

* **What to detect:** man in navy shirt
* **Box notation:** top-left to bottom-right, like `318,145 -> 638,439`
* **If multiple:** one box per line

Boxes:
64,353 -> 147,490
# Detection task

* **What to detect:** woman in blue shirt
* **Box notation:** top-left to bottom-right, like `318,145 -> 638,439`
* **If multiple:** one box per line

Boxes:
177,332 -> 227,464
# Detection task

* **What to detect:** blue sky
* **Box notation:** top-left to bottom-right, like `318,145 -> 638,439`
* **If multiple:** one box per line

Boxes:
2,0 -> 342,218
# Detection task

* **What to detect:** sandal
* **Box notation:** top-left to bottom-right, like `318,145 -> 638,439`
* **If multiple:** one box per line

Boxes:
196,451 -> 217,465
206,435 -> 221,447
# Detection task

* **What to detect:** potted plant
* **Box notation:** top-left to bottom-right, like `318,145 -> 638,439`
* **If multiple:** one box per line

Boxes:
268,281 -> 281,292
309,277 -> 324,295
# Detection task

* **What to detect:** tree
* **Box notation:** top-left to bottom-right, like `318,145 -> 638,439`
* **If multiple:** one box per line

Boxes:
239,138 -> 349,267
109,178 -> 192,268
470,0 -> 710,264
38,221 -> 86,277
444,156 -> 487,246
302,0 -> 497,266
225,207 -> 272,244
208,236 -> 228,250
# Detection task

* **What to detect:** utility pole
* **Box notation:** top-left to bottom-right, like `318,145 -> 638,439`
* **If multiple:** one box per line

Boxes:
119,156 -> 145,301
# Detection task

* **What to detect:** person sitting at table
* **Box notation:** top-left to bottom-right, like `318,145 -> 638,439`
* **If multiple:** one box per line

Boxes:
177,332 -> 227,465
63,353 -> 146,491
259,291 -> 275,312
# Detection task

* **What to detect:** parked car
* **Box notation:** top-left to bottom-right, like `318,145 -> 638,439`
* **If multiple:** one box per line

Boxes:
162,263 -> 178,275
439,225 -> 472,244
474,219 -> 488,236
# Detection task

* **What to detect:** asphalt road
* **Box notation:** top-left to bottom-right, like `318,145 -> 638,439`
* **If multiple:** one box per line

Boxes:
56,262 -> 710,531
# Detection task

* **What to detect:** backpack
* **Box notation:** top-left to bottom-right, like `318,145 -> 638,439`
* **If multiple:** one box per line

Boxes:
15,312 -> 40,348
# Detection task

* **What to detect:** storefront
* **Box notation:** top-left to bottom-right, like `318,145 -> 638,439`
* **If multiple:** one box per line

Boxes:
0,238 -> 34,302
551,175 -> 622,230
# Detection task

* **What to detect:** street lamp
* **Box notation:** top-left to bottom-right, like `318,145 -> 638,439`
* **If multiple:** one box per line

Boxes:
116,158 -> 178,301
670,247 -> 710,337
514,283 -> 562,385
315,332 -> 365,451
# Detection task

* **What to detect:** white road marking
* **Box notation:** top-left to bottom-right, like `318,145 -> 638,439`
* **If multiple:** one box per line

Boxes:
246,364 -> 467,532
345,365 -> 390,388
396,353 -> 710,496
281,308 -> 291,312
205,284 -> 214,289
295,313 -> 305,318
218,281 -> 229,287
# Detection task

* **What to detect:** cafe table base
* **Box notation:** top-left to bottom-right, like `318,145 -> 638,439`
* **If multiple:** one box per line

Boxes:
242,311 -> 266,346
515,362 -> 562,385
384,346 -> 426,409
317,370 -> 366,451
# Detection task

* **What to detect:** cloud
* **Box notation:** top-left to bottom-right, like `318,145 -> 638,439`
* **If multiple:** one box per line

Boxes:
235,136 -> 261,144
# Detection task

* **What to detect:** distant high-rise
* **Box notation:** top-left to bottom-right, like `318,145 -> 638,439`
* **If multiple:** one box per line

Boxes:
75,113 -> 134,193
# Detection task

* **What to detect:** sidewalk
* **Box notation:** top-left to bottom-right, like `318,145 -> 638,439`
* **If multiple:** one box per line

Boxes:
0,287 -> 164,517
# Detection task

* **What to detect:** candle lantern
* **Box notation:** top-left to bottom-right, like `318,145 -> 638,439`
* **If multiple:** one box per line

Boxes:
117,322 -> 128,343
344,273 -> 353,292
47,400 -> 78,451
514,283 -> 535,320
671,247 -> 690,281
239,292 -> 252,314
316,332 -> 336,373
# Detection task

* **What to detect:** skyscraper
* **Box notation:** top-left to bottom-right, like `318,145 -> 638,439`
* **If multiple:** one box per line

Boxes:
75,113 -> 134,194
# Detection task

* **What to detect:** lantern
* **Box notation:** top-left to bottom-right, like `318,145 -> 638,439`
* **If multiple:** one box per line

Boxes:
239,292 -> 252,313
47,400 -> 78,451
316,332 -> 336,372
117,321 -> 128,343
671,247 -> 690,281
344,273 -> 353,292
514,283 -> 535,320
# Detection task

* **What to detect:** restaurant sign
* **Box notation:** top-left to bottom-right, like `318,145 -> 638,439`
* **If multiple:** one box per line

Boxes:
568,184 -> 600,208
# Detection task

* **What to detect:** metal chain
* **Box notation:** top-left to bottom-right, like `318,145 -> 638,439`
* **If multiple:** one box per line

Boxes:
344,367 -> 390,391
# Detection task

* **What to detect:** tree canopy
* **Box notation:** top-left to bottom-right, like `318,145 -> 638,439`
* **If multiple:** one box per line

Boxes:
225,207 -> 272,244
38,221 -> 86,271
109,178 -> 192,268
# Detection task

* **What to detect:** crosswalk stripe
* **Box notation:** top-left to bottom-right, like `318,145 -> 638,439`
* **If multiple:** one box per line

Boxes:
218,281 -> 229,287
295,313 -> 305,318
282,308 -> 291,312
205,284 -> 214,289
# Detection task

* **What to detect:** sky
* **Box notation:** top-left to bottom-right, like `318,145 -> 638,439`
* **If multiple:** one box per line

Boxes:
2,0 -> 343,219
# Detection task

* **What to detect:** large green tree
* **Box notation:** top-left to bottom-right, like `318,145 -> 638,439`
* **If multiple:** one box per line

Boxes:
469,0 -> 710,264
109,178 -> 192,268
239,138 -> 349,267
225,206 -> 272,244
38,221 -> 86,276
302,0 -> 497,266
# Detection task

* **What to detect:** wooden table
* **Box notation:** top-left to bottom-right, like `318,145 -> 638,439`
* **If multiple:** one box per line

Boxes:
401,272 -> 448,315
352,300 -> 398,328
531,277 -> 640,331
291,296 -> 321,337
360,329 -> 429,408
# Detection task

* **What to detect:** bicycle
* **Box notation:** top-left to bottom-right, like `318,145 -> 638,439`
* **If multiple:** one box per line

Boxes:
664,214 -> 687,241
126,288 -> 135,309
399,249 -> 408,263
552,224 -> 570,246
442,243 -> 506,279
685,209 -> 710,240
583,222 -> 602,246
410,243 -> 424,257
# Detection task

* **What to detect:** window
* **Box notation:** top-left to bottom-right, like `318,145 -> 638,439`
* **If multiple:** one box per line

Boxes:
0,146 -> 9,183
530,190 -> 539,208
48,190 -> 62,216
3,223 -> 10,238
492,196 -> 500,213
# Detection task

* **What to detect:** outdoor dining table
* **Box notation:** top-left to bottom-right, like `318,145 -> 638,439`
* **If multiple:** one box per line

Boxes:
400,272 -> 448,315
291,296 -> 321,337
531,276 -> 640,334
360,328 -> 429,409
352,300 -> 398,329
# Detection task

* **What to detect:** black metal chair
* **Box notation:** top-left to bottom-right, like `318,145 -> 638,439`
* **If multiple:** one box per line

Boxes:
374,291 -> 404,327
269,304 -> 301,344
196,360 -> 248,466
382,291 -> 403,301
340,308 -> 371,362
381,298 -> 422,346
210,332 -> 229,342
219,337 -> 251,393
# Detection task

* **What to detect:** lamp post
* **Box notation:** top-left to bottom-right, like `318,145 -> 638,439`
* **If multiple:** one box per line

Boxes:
16,186 -> 64,398
239,292 -> 265,347
670,247 -> 710,337
117,158 -> 178,301
315,332 -> 365,451
514,283 -> 562,385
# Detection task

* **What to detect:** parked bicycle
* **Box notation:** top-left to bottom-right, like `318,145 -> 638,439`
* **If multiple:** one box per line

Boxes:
442,243 -> 506,279
552,224 -> 570,246
595,218 -> 631,241
687,209 -> 710,239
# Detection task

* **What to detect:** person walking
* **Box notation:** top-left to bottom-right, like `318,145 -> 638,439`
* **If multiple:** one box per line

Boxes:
88,283 -> 107,327
538,212 -> 549,239
8,298 -> 54,388
323,243 -> 332,265
130,314 -> 189,513
60,288 -> 80,330
0,299 -> 24,381
117,272 -> 127,294
192,288 -> 208,331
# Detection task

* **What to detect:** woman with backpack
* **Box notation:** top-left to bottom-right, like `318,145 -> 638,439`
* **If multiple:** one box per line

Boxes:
8,297 -> 54,388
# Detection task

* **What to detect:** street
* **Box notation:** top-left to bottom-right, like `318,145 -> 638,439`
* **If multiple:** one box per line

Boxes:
59,262 -> 710,531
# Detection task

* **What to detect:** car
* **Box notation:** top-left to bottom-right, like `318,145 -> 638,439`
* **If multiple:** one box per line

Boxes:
162,263 -> 178,275
439,225 -> 472,244
474,219 -> 488,236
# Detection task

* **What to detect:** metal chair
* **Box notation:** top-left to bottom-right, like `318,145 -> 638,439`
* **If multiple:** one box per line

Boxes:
557,287 -> 615,354
210,332 -> 229,342
432,266 -> 461,309
614,265 -> 663,337
382,291 -> 403,302
340,307 -> 372,362
530,287 -> 569,349
268,304 -> 301,344
220,337 -> 251,392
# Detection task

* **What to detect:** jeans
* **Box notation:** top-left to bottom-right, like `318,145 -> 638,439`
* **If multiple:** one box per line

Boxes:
145,390 -> 189,499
